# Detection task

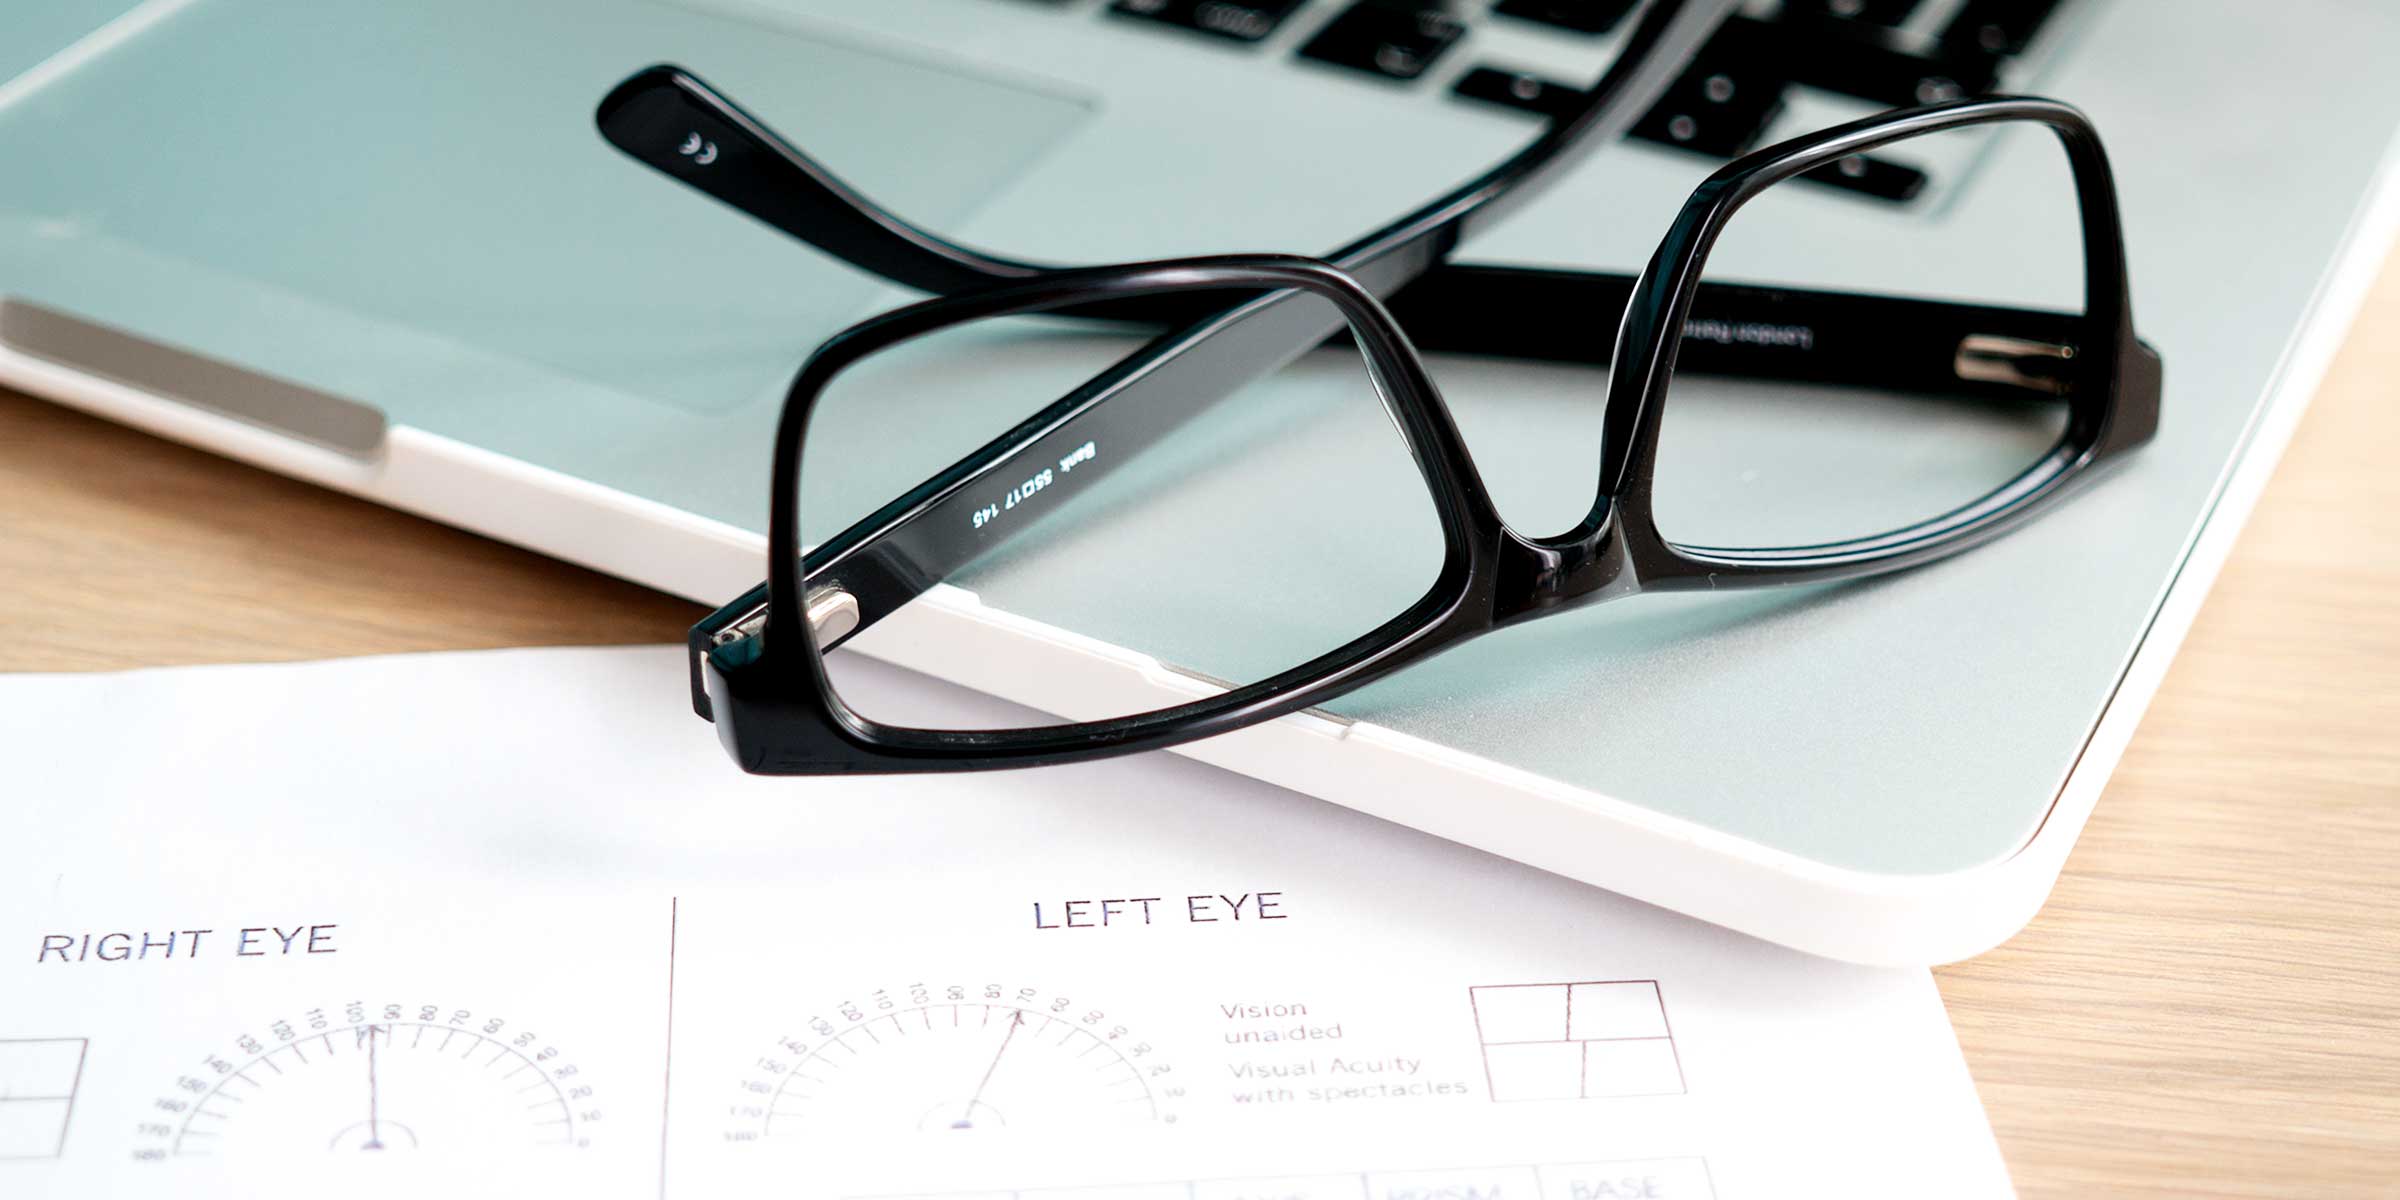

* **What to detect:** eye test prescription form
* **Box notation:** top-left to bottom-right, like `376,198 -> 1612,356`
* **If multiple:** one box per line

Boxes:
0,647 -> 2012,1199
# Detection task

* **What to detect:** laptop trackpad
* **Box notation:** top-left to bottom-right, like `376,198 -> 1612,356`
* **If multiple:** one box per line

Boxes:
0,0 -> 1093,418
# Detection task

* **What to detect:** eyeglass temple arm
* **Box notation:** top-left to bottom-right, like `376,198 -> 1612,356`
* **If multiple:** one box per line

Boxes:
687,274 -> 2084,719
597,65 -> 1248,324
588,65 -> 1564,329
1393,265 -> 2089,396
597,0 -> 1735,322
597,65 -> 1047,292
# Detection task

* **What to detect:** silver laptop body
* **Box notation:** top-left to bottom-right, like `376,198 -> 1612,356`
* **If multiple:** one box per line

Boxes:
4,0 -> 2395,963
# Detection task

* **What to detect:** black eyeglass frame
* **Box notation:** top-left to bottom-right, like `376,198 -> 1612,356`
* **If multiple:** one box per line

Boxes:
700,97 -> 2162,775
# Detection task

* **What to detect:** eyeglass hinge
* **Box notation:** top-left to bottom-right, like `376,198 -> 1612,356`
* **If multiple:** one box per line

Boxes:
1954,333 -> 2077,395
707,586 -> 859,650
804,586 -> 861,644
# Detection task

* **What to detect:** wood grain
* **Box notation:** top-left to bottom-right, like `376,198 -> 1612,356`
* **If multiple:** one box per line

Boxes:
3,255 -> 2397,1193
1935,253 -> 2400,1195
0,403 -> 699,666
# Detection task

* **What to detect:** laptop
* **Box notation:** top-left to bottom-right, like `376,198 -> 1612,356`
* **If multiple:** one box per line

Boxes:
3,0 -> 2395,965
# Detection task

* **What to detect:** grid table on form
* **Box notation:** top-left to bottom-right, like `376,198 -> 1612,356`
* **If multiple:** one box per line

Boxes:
0,1037 -> 88,1159
1470,981 -> 1686,1102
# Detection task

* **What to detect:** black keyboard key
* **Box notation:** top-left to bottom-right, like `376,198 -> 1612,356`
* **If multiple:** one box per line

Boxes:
1631,72 -> 1784,158
1631,22 -> 1788,158
1632,66 -> 1786,158
1942,0 -> 2063,56
1800,152 -> 1927,201
1491,0 -> 1637,36
1453,66 -> 1586,120
1766,15 -> 1998,107
1109,0 -> 1306,43
1297,3 -> 1468,82
1786,0 -> 1920,27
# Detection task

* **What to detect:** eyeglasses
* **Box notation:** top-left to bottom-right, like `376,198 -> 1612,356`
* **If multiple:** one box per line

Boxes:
597,26 -> 2159,775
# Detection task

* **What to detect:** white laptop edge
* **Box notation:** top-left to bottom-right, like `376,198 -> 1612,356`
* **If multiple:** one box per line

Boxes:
11,126 -> 2397,967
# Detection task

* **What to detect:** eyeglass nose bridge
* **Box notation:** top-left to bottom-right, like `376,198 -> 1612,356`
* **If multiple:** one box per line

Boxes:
1489,502 -> 1642,628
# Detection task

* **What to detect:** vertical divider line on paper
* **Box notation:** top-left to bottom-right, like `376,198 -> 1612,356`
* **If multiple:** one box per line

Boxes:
660,896 -> 680,1200
1468,988 -> 1498,1104
57,1037 -> 89,1158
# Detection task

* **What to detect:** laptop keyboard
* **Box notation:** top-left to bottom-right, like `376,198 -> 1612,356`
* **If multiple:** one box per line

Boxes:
1061,0 -> 2074,205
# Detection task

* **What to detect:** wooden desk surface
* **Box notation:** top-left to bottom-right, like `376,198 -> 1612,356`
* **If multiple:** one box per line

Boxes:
4,259 -> 2396,1196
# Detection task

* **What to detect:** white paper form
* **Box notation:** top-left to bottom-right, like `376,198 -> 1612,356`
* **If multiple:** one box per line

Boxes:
0,647 -> 2012,1199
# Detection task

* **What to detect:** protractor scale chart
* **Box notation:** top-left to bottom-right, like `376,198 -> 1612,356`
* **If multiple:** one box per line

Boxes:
733,982 -> 1181,1140
133,1001 -> 599,1164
